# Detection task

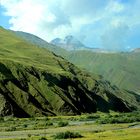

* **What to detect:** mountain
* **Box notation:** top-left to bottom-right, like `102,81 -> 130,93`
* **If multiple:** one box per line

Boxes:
15,31 -> 50,47
0,27 -> 140,117
15,31 -> 140,94
50,35 -> 87,51
65,51 -> 140,93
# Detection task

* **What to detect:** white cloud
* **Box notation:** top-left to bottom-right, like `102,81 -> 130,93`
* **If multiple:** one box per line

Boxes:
106,0 -> 124,13
1,0 -> 140,50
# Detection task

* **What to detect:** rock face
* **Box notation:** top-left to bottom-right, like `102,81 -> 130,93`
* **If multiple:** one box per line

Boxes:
0,27 -> 140,117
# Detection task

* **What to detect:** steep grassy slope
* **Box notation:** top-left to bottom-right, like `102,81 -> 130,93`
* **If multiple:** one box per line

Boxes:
1,27 -> 98,117
15,31 -> 68,57
1,27 -> 139,117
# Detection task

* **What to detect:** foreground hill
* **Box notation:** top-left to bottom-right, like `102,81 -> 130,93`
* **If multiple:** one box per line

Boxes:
1,27 -> 139,117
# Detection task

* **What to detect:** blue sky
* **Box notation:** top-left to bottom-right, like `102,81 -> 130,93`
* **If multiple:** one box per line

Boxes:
0,0 -> 140,51
0,6 -> 11,28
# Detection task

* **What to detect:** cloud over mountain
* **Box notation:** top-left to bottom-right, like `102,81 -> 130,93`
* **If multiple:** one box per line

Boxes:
1,0 -> 140,51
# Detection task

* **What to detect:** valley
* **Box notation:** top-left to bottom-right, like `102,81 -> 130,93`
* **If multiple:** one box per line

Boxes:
1,0 -> 140,139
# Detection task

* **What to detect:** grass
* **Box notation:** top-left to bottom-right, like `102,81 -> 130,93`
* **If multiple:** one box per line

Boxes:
81,128 -> 140,140
0,113 -> 140,139
1,129 -> 140,140
96,111 -> 140,124
0,112 -> 140,132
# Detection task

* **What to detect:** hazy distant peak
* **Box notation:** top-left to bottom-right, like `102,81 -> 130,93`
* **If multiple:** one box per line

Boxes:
50,35 -> 86,50
50,35 -> 118,52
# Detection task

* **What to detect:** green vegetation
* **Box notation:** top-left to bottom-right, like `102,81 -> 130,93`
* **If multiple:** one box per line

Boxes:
45,121 -> 53,126
96,111 -> 140,124
39,137 -> 47,140
54,131 -> 83,139
15,31 -> 69,57
57,121 -> 69,127
0,113 -> 139,139
65,50 -> 140,93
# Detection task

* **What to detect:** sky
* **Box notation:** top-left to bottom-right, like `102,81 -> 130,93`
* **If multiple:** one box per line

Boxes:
0,0 -> 140,51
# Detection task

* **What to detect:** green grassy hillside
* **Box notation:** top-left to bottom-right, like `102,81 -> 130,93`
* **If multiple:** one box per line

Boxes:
15,31 -> 69,57
65,51 -> 140,93
1,27 -> 139,117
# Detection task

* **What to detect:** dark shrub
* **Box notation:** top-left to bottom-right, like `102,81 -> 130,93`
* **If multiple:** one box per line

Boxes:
39,137 -> 47,140
58,121 -> 69,127
7,127 -> 16,131
54,131 -> 83,139
45,121 -> 53,126
86,114 -> 100,120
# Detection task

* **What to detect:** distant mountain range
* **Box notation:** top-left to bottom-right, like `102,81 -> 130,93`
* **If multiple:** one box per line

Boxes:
51,35 -> 109,52
15,31 -> 140,94
51,35 -> 140,53
1,27 -> 139,117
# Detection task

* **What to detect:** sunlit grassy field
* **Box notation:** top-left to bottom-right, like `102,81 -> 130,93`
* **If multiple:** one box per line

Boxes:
0,112 -> 140,140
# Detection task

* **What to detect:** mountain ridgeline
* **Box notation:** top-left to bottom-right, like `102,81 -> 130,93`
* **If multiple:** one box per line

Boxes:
0,27 -> 139,117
